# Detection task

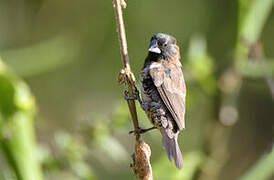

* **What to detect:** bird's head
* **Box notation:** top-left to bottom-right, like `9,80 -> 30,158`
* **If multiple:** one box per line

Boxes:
148,33 -> 178,59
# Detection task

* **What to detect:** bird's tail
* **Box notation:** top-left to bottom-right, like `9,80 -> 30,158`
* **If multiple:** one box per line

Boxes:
162,130 -> 183,169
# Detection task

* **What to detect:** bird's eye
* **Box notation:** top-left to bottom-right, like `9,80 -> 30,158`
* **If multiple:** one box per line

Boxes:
163,43 -> 168,47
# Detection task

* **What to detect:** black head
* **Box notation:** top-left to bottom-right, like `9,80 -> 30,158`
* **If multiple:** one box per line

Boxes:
148,33 -> 177,59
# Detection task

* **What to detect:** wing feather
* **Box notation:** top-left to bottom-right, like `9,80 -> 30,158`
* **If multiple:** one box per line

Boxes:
150,61 -> 186,130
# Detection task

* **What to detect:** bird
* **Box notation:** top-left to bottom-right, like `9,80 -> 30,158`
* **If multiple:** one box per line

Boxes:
139,33 -> 186,169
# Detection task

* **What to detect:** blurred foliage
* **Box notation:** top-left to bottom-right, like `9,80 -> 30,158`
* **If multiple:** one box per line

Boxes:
0,58 -> 42,180
0,0 -> 273,179
186,34 -> 217,94
153,151 -> 206,180
239,147 -> 274,180
2,35 -> 80,77
43,131 -> 95,179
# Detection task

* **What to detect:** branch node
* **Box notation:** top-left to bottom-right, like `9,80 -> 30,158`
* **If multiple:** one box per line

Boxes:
131,141 -> 153,180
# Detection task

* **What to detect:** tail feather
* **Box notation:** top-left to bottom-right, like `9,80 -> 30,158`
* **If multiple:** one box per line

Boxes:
162,130 -> 183,169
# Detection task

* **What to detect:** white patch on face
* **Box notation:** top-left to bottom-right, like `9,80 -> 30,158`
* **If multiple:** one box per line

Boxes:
149,47 -> 161,54
149,63 -> 162,69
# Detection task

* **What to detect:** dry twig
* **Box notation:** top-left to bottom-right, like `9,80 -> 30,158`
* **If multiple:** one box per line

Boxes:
113,0 -> 153,179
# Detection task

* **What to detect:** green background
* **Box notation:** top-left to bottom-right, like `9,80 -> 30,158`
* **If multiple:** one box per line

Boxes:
0,0 -> 273,179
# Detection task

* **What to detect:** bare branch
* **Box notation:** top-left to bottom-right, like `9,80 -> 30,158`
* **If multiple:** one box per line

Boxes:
113,0 -> 130,72
113,0 -> 153,179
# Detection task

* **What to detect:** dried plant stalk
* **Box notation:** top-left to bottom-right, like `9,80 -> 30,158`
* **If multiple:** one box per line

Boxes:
113,0 -> 153,179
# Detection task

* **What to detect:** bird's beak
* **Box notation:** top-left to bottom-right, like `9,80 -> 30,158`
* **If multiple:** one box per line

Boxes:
148,40 -> 161,54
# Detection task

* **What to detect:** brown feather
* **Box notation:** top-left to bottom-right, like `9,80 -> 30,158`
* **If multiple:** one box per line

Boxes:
149,56 -> 186,130
140,33 -> 186,169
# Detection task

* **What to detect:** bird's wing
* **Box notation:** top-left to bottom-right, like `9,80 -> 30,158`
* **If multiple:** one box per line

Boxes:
149,61 -> 186,130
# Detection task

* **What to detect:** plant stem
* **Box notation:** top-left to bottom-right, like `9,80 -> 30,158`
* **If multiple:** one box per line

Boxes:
113,1 -> 153,179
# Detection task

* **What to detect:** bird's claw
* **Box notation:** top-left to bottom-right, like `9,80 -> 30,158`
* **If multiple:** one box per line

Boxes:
129,127 -> 157,134
124,95 -> 138,100
124,90 -> 149,110
124,90 -> 138,100
124,90 -> 140,101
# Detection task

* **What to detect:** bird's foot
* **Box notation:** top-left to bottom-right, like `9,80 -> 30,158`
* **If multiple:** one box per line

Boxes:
124,90 -> 149,110
129,127 -> 157,134
124,90 -> 138,100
